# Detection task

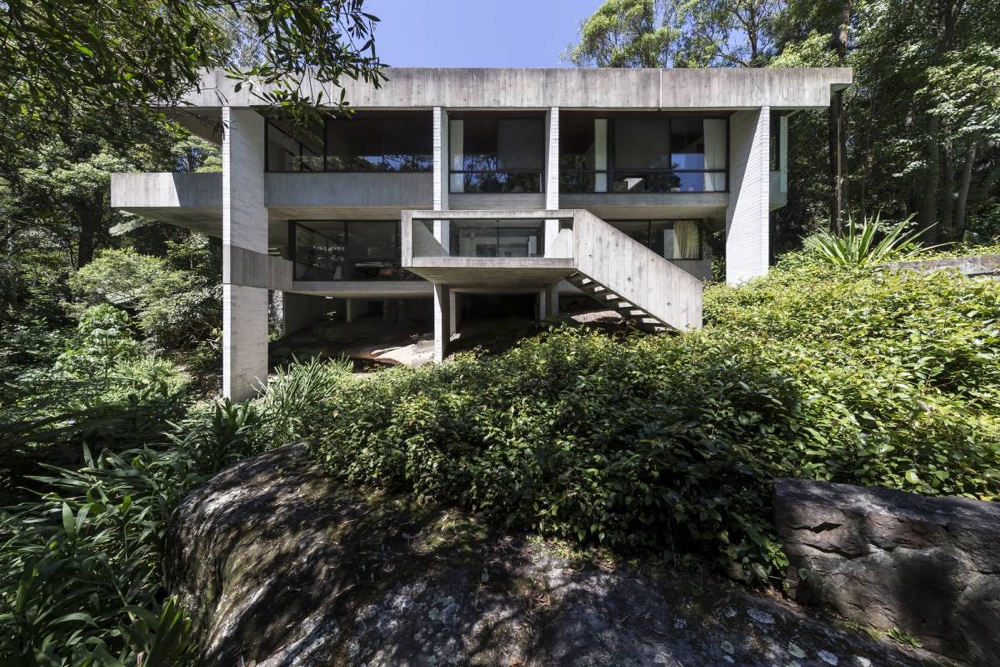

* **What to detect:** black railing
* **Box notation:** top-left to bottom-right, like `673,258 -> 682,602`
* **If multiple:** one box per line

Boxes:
449,170 -> 543,194
561,169 -> 727,193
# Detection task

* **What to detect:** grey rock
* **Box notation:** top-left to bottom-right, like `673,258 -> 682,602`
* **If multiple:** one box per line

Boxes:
166,448 -> 946,666
775,478 -> 1000,667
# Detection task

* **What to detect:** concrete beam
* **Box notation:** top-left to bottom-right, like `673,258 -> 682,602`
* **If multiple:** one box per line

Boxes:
181,68 -> 852,111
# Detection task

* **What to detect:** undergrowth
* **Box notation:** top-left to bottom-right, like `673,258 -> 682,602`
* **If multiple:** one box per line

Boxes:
300,260 -> 1000,583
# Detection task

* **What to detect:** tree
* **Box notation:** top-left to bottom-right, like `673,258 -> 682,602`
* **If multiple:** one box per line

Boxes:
564,0 -> 677,67
0,0 -> 386,155
672,0 -> 782,67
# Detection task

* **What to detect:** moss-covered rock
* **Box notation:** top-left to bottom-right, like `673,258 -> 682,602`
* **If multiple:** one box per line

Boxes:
166,446 -> 948,666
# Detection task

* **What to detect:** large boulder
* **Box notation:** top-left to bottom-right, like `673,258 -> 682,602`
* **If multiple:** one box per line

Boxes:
166,446 -> 942,666
775,478 -> 1000,667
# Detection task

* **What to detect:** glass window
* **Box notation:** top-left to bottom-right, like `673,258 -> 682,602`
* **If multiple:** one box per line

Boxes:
291,221 -> 412,280
614,118 -> 671,170
610,220 -> 702,260
326,115 -> 432,172
450,116 -> 545,193
670,118 -> 705,171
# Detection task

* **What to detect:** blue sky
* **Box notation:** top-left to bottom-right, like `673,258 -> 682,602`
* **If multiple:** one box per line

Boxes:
365,0 -> 606,68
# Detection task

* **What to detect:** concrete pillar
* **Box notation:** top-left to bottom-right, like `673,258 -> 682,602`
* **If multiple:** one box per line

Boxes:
545,283 -> 559,319
537,284 -> 560,321
449,292 -> 458,336
432,106 -> 451,256
282,292 -> 328,336
346,299 -> 369,323
222,106 -> 269,401
433,106 -> 449,212
433,284 -> 451,363
544,107 -> 560,255
725,107 -> 771,285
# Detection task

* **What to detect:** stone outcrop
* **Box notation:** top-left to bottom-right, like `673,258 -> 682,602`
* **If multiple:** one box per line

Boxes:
166,446 -> 944,666
775,478 -> 1000,667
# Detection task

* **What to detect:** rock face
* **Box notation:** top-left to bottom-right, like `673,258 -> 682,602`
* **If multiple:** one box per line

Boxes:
167,446 -> 943,666
775,478 -> 1000,667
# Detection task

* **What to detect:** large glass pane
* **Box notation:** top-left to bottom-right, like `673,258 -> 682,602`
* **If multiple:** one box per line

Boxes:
326,115 -> 432,172
450,220 -> 544,257
382,117 -> 433,171
267,120 -> 323,172
326,118 -> 382,170
345,222 -> 400,279
559,115 -> 597,170
614,118 -> 670,169
656,220 -> 701,259
450,116 -> 544,193
670,118 -> 705,171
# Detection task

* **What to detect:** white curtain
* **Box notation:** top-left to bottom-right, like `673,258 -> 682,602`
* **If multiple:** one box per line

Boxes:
449,119 -> 464,193
703,119 -> 727,192
672,220 -> 701,259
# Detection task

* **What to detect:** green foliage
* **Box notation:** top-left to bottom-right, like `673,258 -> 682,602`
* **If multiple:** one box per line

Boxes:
0,396 -> 279,665
56,304 -> 141,377
801,213 -> 929,266
564,0 -> 676,67
1,0 -> 385,155
68,248 -> 221,357
298,262 -> 1000,582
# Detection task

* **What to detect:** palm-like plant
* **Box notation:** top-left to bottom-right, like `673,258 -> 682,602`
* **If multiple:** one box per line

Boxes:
803,213 -> 930,267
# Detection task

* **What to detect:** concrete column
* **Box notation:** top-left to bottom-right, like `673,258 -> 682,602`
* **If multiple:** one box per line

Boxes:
725,107 -> 771,285
433,106 -> 449,212
545,283 -> 559,319
222,106 -> 269,401
536,284 -> 560,321
544,107 -> 560,255
433,284 -> 451,363
449,292 -> 458,336
346,299 -> 369,323
433,107 -> 451,256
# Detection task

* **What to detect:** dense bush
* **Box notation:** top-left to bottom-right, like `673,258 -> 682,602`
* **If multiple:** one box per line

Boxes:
0,398 -> 282,665
301,261 -> 1000,581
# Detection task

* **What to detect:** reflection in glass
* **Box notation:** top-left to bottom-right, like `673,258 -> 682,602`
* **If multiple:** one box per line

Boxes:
267,114 -> 433,173
291,221 -> 414,280
610,220 -> 702,260
449,117 -> 545,194
449,220 -> 545,257
559,114 -> 728,193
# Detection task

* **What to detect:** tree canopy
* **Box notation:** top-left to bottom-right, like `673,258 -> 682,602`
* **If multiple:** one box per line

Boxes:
0,0 -> 385,153
567,0 -> 1000,247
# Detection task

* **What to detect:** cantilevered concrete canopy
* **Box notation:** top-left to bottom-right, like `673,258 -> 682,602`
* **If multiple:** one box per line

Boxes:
179,67 -> 852,112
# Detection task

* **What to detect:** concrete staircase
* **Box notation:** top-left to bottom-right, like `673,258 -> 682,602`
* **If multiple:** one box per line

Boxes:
556,210 -> 703,332
565,272 -> 668,332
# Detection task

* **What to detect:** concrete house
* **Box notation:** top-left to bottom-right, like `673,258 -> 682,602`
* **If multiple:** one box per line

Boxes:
111,67 -> 852,400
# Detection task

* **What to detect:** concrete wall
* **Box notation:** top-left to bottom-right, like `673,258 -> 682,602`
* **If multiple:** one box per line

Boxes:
725,108 -> 771,285
222,107 -> 270,400
265,172 -> 432,210
184,68 -> 852,111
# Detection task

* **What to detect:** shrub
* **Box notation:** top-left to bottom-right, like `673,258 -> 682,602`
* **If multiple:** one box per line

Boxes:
0,398 -> 275,665
801,213 -> 928,266
298,262 -> 1000,582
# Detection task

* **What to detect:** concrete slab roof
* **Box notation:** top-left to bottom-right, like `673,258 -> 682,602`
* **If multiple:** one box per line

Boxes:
179,67 -> 852,114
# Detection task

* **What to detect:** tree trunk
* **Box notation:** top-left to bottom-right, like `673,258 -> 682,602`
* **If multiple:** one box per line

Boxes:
77,191 -> 104,268
954,142 -> 976,241
829,3 -> 851,233
939,135 -> 954,241
829,91 -> 846,233
919,115 -> 940,243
